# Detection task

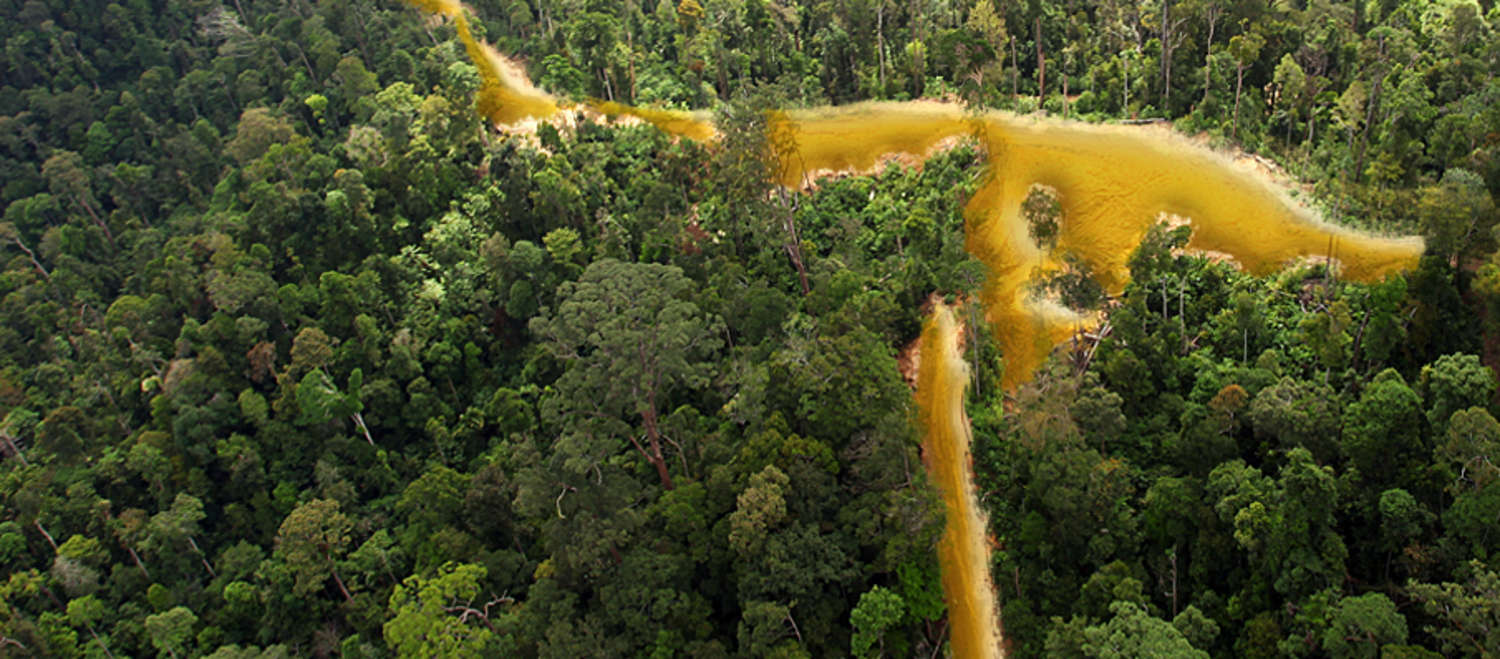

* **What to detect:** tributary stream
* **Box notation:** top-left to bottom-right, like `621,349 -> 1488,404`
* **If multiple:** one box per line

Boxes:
403,3 -> 1425,656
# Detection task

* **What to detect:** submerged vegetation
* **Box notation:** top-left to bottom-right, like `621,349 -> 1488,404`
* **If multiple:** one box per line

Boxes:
0,0 -> 1498,657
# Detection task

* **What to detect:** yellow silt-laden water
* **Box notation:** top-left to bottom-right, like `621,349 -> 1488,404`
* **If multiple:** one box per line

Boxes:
391,4 -> 1424,387
402,4 -> 1425,658
915,302 -> 1005,659
404,0 -> 559,125
959,114 -> 1423,389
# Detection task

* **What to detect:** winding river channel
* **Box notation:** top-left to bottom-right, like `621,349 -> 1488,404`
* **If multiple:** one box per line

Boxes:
404,3 -> 1425,656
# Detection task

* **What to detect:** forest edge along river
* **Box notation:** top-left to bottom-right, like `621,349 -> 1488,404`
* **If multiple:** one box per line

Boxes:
404,2 -> 1425,657
915,302 -> 1004,658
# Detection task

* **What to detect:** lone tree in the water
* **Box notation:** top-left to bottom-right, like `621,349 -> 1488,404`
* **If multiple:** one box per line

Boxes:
532,259 -> 723,490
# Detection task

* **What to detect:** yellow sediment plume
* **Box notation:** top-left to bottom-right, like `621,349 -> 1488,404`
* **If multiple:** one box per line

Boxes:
398,5 -> 1424,372
764,106 -> 1422,388
405,0 -> 558,125
398,5 -> 1426,653
915,302 -> 1004,659
770,103 -> 974,186
961,114 -> 1422,388
588,101 -> 715,142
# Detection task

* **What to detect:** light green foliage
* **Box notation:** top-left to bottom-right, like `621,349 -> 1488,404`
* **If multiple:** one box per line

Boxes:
737,600 -> 806,658
56,534 -> 105,564
542,227 -> 583,266
1078,561 -> 1148,620
142,493 -> 205,560
384,563 -> 506,657
1022,184 -> 1062,249
1440,408 -> 1500,493
289,327 -> 337,376
225,108 -> 296,164
1299,299 -> 1353,372
728,465 -> 789,555
238,389 -> 269,427
1208,450 -> 1348,599
1418,169 -> 1498,263
294,368 -> 361,426
850,585 -> 905,658
1082,601 -> 1208,658
1444,481 -> 1500,559
895,558 -> 945,624
144,606 -> 198,658
201,644 -> 293,659
52,535 -> 105,597
1272,54 -> 1307,129
304,94 -> 328,120
0,522 -> 25,565
1362,276 -> 1408,365
2,0 -> 1499,656
275,499 -> 351,597
1420,353 -> 1496,435
1171,606 -> 1219,651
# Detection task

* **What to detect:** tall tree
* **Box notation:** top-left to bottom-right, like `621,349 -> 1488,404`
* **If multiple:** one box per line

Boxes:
1228,30 -> 1264,139
531,259 -> 723,490
41,150 -> 111,246
276,499 -> 354,602
384,563 -> 508,657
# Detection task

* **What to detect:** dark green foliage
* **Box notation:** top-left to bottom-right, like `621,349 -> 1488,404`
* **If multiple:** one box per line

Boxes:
0,0 -> 1497,656
982,220 -> 1500,655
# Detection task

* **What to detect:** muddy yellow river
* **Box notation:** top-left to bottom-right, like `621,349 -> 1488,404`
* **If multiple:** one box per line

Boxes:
404,3 -> 1424,657
916,303 -> 1004,658
405,0 -> 1422,393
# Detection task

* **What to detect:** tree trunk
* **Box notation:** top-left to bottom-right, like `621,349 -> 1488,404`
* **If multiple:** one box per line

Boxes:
716,43 -> 730,100
1345,124 -> 1357,186
1179,276 -> 1188,353
1160,0 -> 1172,112
8,236 -> 50,282
777,189 -> 811,295
1011,37 -> 1020,98
876,1 -> 887,94
1034,17 -> 1045,100
1232,63 -> 1244,139
73,195 -> 114,246
351,412 -> 374,445
350,7 -> 373,67
84,623 -> 114,658
1062,70 -> 1069,118
1201,6 -> 1218,108
1355,74 -> 1382,183
639,406 -> 675,490
33,520 -> 57,552
291,44 -> 319,85
330,561 -> 353,602
1169,546 -> 1179,618
1,431 -> 28,466
125,544 -> 150,579
623,14 -> 638,102
1306,104 -> 1315,144
188,536 -> 216,577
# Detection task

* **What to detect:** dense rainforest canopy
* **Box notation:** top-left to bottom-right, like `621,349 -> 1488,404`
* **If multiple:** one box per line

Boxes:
1,0 -> 1499,656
